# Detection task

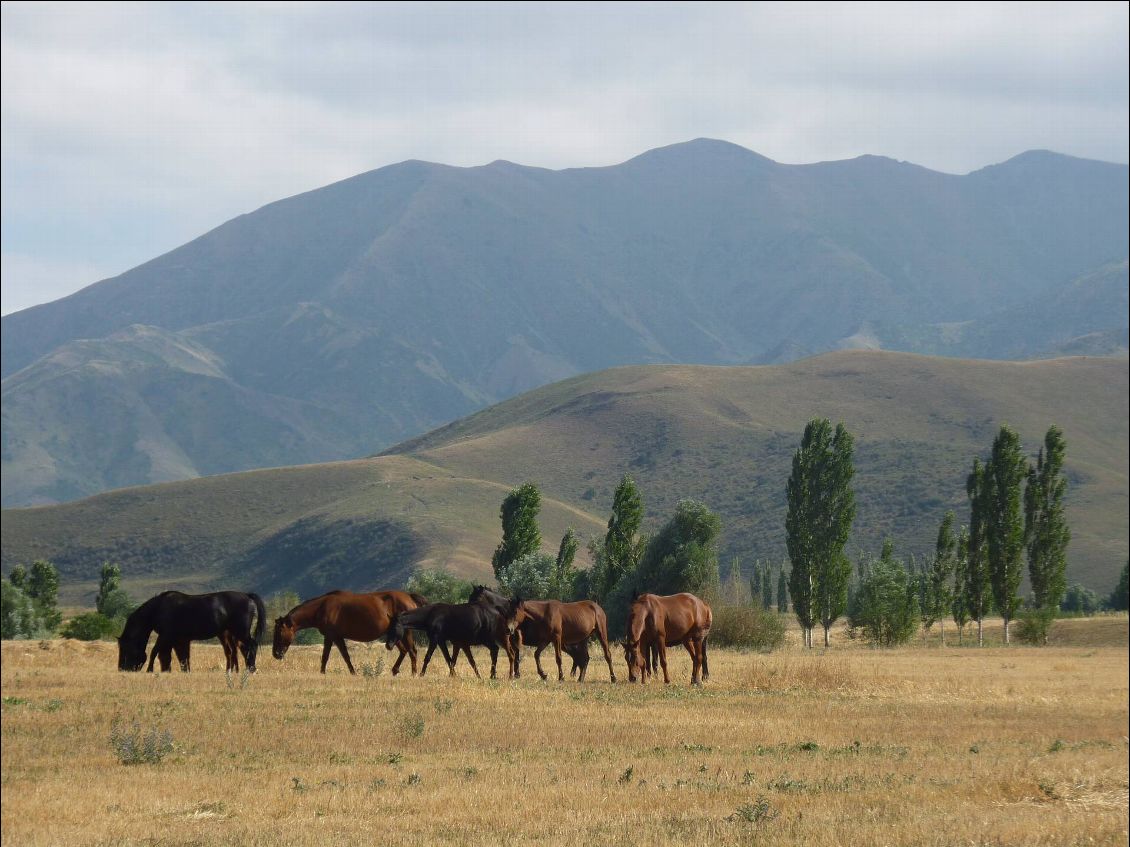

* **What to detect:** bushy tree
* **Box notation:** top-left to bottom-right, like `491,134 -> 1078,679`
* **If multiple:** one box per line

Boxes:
591,476 -> 646,601
1060,583 -> 1101,616
636,499 -> 721,597
1,577 -> 47,639
1108,561 -> 1129,612
985,426 -> 1027,644
924,512 -> 957,644
22,561 -> 62,633
61,612 -> 119,641
95,562 -> 134,620
497,552 -> 555,599
405,570 -> 473,605
964,459 -> 993,646
786,419 -> 856,648
548,528 -> 580,601
851,540 -> 919,647
491,483 -> 542,581
1025,426 -> 1071,625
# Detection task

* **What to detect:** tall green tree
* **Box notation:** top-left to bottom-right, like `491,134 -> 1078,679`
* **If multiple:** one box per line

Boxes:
491,482 -> 543,581
985,426 -> 1028,645
1025,426 -> 1071,630
925,512 -> 957,644
786,419 -> 856,648
776,565 -> 788,614
95,562 -> 133,620
951,527 -> 971,644
548,528 -> 580,600
1109,561 -> 1129,612
26,560 -> 62,632
636,499 -> 722,597
761,565 -> 773,611
597,475 -> 646,599
851,540 -> 919,647
965,459 -> 993,646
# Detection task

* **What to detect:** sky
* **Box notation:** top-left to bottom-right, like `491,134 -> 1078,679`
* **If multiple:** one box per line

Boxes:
2,1 -> 1127,315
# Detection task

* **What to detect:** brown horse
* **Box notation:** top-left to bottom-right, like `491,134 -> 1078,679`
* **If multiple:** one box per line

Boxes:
510,598 -> 617,683
622,592 -> 712,685
272,590 -> 425,674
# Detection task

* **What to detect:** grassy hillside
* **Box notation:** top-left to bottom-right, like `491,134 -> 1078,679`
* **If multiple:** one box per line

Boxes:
2,351 -> 1126,603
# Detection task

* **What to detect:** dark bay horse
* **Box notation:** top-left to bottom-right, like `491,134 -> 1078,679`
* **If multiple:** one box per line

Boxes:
117,591 -> 266,673
272,590 -> 425,675
384,598 -> 519,679
470,587 -> 616,682
623,592 -> 712,685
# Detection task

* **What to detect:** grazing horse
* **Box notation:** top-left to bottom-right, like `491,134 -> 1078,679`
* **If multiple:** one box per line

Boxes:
117,591 -> 266,673
384,599 -> 518,679
470,586 -> 616,682
272,590 -> 425,675
622,592 -> 712,685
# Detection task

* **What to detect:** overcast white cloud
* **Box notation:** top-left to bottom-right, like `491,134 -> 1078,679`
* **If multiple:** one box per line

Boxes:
2,1 -> 1127,314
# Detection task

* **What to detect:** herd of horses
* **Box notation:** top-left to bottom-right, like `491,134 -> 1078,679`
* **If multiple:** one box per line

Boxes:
116,586 -> 714,684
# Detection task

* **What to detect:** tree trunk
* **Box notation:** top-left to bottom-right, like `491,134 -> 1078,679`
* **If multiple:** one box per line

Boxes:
823,624 -> 830,648
1003,618 -> 1010,645
977,617 -> 984,647
939,618 -> 945,647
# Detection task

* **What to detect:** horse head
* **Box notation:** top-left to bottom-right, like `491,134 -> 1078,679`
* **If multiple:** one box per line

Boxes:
117,634 -> 146,672
504,596 -> 526,636
384,613 -> 405,650
621,636 -> 647,683
272,615 -> 297,660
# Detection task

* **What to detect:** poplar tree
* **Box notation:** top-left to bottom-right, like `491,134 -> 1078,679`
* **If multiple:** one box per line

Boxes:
927,511 -> 957,645
985,426 -> 1027,645
776,565 -> 788,614
951,527 -> 971,644
548,528 -> 580,600
965,459 -> 993,646
761,565 -> 773,611
597,475 -> 645,598
786,419 -> 856,648
1025,426 -> 1070,622
491,483 -> 542,581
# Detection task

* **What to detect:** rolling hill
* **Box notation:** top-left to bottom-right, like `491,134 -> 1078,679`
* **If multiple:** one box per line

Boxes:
3,140 -> 1127,507
2,351 -> 1125,604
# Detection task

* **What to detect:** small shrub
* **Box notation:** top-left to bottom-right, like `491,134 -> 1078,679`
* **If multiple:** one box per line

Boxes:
61,612 -> 119,641
361,658 -> 384,678
406,772 -> 422,786
708,605 -> 786,650
1015,607 -> 1056,645
433,698 -> 454,714
398,714 -> 425,740
618,765 -> 635,785
110,721 -> 174,765
727,795 -> 779,824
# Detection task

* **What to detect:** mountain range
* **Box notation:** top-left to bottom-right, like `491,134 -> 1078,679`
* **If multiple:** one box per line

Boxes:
2,139 -> 1127,507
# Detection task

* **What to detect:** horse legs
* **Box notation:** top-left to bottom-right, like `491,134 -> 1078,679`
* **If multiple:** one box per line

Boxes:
598,631 -> 617,684
148,636 -> 173,672
390,639 -> 410,676
420,641 -> 439,676
553,634 -> 565,682
174,640 -> 191,672
501,636 -> 517,680
460,644 -> 483,679
438,641 -> 457,675
220,632 -> 238,673
320,637 -> 333,674
487,643 -> 499,679
657,639 -> 671,684
700,637 -> 710,682
684,638 -> 701,686
533,644 -> 549,681
335,638 -> 356,675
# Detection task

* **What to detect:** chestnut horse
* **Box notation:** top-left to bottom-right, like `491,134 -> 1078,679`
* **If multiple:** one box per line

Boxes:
622,592 -> 712,685
487,594 -> 616,683
272,590 -> 425,674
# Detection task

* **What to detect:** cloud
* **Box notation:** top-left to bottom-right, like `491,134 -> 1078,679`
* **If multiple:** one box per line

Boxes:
2,1 -> 1127,315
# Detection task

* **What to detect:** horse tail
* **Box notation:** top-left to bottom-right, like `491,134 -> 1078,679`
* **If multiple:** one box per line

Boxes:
409,592 -> 429,608
250,593 -> 267,641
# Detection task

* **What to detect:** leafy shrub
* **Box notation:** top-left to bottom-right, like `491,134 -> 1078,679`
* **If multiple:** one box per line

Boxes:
709,604 -> 785,650
1014,607 -> 1056,645
61,612 -> 119,641
1,578 -> 48,639
110,722 -> 174,765
405,569 -> 473,604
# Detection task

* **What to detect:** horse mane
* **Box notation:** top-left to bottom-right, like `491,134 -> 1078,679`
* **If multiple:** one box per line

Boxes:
283,589 -> 342,617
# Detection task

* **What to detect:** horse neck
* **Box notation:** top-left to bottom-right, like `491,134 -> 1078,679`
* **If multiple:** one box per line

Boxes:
122,599 -> 156,642
627,606 -> 648,644
288,596 -> 326,630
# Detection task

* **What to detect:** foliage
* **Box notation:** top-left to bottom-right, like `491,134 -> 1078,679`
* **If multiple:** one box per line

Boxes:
589,476 -> 647,601
548,528 -> 580,600
25,560 -> 63,632
404,570 -> 473,605
95,562 -> 134,619
636,499 -> 722,597
708,604 -> 785,650
850,540 -> 919,647
1014,607 -> 1057,645
922,512 -> 956,635
1,578 -> 48,639
490,482 -> 542,581
785,419 -> 856,646
1108,561 -> 1129,612
985,425 -> 1028,639
61,612 -> 119,641
1025,426 -> 1071,613
1060,583 -> 1101,616
963,459 -> 993,640
776,566 -> 788,614
950,527 -> 972,639
497,552 -> 556,599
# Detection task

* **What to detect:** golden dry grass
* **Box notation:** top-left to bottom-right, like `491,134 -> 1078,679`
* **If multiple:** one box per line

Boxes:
2,624 -> 1128,847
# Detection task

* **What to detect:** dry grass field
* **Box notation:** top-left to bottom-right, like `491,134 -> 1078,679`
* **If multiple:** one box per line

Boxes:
2,619 -> 1128,847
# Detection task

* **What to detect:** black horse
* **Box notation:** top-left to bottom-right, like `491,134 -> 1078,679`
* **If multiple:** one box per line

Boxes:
117,590 -> 266,673
384,598 -> 519,679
